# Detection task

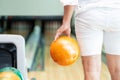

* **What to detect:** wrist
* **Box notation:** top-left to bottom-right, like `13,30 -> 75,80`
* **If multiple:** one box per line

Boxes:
62,22 -> 71,28
62,19 -> 71,25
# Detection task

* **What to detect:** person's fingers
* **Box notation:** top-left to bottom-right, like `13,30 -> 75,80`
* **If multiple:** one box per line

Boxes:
54,33 -> 59,41
54,25 -> 70,40
54,29 -> 62,41
63,28 -> 71,37
66,29 -> 71,37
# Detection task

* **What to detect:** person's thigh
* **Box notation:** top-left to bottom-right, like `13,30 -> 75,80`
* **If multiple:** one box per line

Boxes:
75,24 -> 103,56
82,55 -> 102,71
106,54 -> 120,71
75,7 -> 106,56
104,31 -> 120,55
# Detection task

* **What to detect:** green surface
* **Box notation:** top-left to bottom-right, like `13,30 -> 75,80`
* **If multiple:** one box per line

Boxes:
0,0 -> 63,16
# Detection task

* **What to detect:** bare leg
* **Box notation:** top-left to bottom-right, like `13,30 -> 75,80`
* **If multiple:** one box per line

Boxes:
82,55 -> 101,80
106,54 -> 120,80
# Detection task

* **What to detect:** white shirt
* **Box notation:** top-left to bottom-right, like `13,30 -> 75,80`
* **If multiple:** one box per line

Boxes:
60,0 -> 120,8
60,0 -> 78,6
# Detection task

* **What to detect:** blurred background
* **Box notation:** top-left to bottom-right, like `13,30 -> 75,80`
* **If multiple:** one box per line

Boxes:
0,0 -> 110,80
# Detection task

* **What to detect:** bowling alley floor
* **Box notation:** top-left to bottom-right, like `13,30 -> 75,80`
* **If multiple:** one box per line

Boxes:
28,45 -> 111,80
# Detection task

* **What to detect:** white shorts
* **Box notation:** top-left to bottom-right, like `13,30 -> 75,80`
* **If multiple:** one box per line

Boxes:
75,7 -> 120,56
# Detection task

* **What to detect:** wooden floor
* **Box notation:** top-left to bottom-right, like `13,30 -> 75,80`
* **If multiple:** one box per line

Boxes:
28,46 -> 111,80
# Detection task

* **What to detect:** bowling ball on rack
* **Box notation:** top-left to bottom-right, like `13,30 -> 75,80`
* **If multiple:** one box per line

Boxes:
0,67 -> 23,80
50,36 -> 80,66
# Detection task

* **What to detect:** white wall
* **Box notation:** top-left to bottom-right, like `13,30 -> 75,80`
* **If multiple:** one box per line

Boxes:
0,0 -> 63,16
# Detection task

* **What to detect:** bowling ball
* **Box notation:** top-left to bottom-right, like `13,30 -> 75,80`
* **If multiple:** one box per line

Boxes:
0,67 -> 23,80
50,36 -> 80,66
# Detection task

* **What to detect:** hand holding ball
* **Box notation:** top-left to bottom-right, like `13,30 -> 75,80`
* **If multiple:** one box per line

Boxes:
50,36 -> 80,66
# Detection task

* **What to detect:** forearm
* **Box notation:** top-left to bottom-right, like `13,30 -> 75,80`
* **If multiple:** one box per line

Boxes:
62,5 -> 75,24
54,5 -> 75,39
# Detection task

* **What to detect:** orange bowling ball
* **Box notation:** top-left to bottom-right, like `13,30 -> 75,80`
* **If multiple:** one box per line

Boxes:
50,36 -> 80,66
